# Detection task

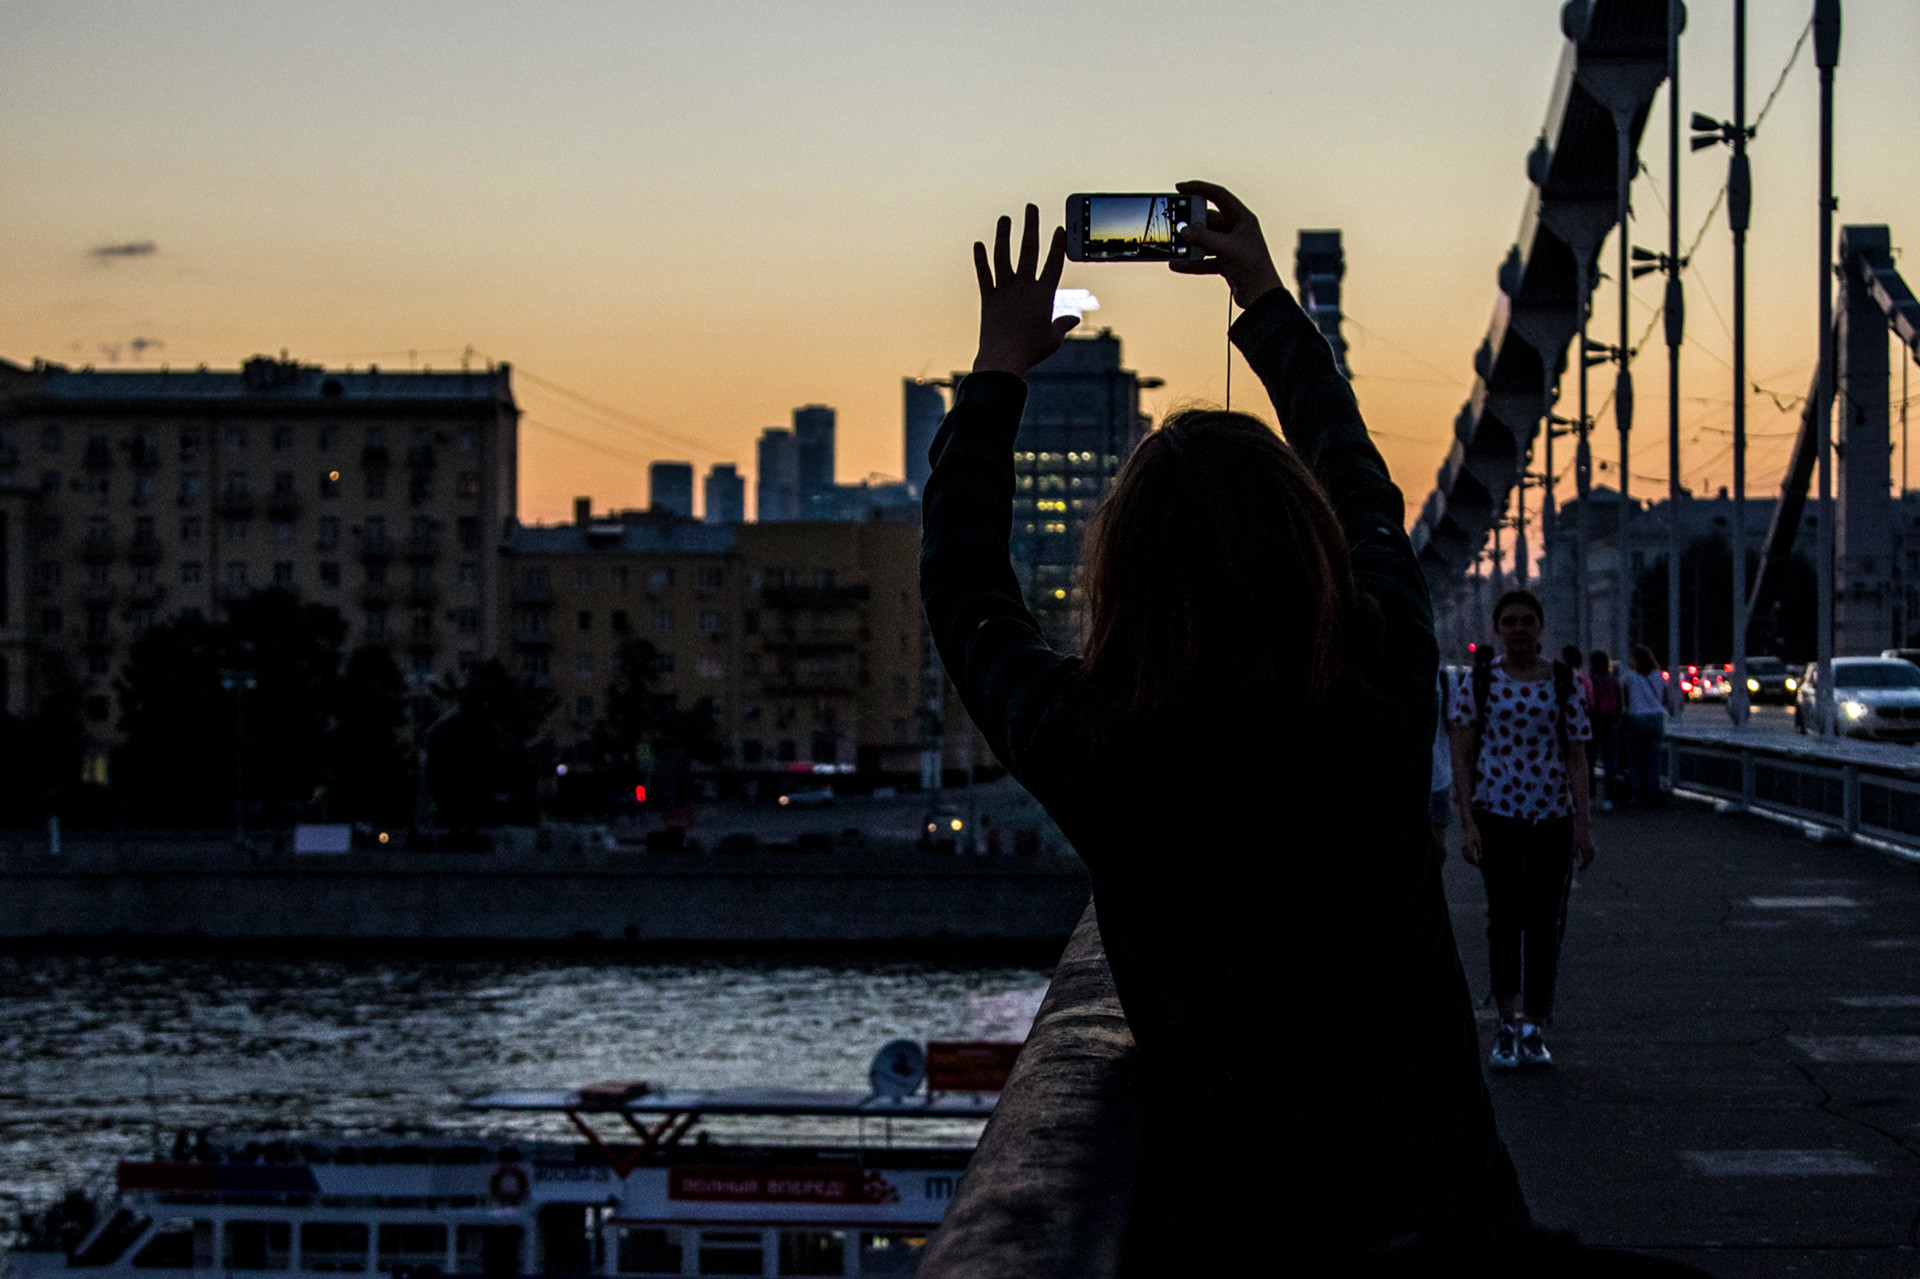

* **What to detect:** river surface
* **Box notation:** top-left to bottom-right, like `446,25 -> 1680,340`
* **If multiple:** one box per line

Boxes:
0,954 -> 1049,1240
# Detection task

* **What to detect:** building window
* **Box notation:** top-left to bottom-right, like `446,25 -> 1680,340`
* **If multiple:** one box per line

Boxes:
41,607 -> 62,633
648,567 -> 674,592
742,740 -> 763,764
457,471 -> 480,498
41,424 -> 61,452
611,608 -> 629,634
777,739 -> 796,763
366,471 -> 386,500
577,609 -> 592,632
698,567 -> 724,590
744,653 -> 761,676
458,561 -> 479,587
698,611 -> 722,635
87,654 -> 110,679
318,425 -> 339,452
39,513 -> 61,540
743,610 -> 759,635
226,471 -> 249,497
520,652 -> 549,681
178,427 -> 199,459
575,653 -> 594,678
604,566 -> 626,590
366,609 -> 388,640
320,561 -> 340,587
225,562 -> 247,586
273,470 -> 295,496
653,610 -> 674,635
320,470 -> 340,498
457,516 -> 480,550
181,561 -> 203,585
41,471 -> 60,495
459,429 -> 477,452
650,652 -> 675,675
319,516 -> 340,548
275,521 -> 294,545
576,568 -> 593,589
273,425 -> 293,451
39,561 -> 62,589
225,426 -> 246,454
273,562 -> 294,588
575,695 -> 594,720
182,515 -> 202,542
458,650 -> 477,675
696,658 -> 724,680
456,608 -> 479,635
133,475 -> 156,504
226,520 -> 248,542
86,473 -> 109,498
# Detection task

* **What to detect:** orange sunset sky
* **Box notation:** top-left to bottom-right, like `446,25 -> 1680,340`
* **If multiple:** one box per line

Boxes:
3,1 -> 1916,563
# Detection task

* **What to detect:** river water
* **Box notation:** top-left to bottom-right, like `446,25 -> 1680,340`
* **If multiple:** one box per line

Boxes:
0,954 -> 1050,1239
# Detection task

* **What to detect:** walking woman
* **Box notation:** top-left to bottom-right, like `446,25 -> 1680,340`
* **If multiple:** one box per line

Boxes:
1449,592 -> 1595,1070
1621,645 -> 1673,807
923,190 -> 1541,1270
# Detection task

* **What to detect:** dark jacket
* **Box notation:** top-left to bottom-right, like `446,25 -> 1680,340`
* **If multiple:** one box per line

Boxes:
920,286 -> 1529,1266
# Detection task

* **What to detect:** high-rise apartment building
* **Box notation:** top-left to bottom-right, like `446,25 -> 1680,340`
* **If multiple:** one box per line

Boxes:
704,464 -> 745,525
793,405 -> 836,515
0,354 -> 517,733
903,379 -> 945,494
649,461 -> 694,518
756,429 -> 799,522
958,330 -> 1154,647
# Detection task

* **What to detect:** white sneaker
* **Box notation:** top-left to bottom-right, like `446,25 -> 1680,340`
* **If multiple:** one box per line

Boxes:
1518,1023 -> 1554,1068
1489,1022 -> 1520,1070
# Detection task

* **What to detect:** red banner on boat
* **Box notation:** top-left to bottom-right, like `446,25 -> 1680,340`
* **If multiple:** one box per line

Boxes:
925,1041 -> 1022,1092
669,1166 -> 899,1205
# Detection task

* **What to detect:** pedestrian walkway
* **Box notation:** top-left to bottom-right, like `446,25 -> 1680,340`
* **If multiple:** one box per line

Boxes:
1445,801 -> 1920,1276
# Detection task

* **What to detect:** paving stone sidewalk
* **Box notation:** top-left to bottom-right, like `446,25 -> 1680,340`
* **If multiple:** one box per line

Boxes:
1444,802 -> 1920,1277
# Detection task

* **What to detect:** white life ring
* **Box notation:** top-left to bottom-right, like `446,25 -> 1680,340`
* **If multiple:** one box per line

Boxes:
489,1164 -> 530,1206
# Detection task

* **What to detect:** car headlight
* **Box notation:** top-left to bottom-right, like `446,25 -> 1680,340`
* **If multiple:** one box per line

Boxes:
1785,678 -> 1798,691
1747,678 -> 1761,692
1844,700 -> 1869,720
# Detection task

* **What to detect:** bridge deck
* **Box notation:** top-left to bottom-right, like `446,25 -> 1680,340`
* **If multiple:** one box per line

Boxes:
1451,800 -> 1920,1274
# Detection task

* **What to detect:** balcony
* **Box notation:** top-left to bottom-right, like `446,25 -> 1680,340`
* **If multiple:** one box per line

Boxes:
216,491 -> 256,518
0,443 -> 19,467
80,535 -> 115,563
407,627 -> 439,652
760,677 -> 857,696
361,582 -> 395,607
83,582 -> 116,605
362,444 -> 391,469
360,535 -> 395,562
127,533 -> 162,564
512,630 -> 553,648
761,583 -> 871,608
82,442 -> 113,471
267,491 -> 301,519
126,441 -> 162,471
407,443 -> 437,469
82,628 -> 115,652
405,532 -> 439,561
129,580 -> 164,605
404,583 -> 440,608
762,629 -> 859,652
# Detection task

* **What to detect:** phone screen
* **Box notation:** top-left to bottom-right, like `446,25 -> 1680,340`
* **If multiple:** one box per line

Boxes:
1079,194 -> 1196,260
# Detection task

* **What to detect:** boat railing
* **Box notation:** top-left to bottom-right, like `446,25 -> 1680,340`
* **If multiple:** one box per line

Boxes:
914,901 -> 1139,1279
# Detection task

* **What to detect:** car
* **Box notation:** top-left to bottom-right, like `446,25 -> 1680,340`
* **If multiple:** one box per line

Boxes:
920,804 -> 970,854
777,787 -> 836,808
1794,657 -> 1920,741
1743,655 -> 1797,705
1681,664 -> 1730,702
1880,648 -> 1920,668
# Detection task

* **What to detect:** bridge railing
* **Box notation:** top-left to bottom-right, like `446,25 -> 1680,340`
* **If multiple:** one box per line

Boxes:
1666,721 -> 1920,860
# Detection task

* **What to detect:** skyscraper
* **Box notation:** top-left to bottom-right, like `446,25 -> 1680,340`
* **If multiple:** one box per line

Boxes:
704,463 -> 745,524
756,428 -> 799,522
903,379 -> 945,494
649,461 -> 694,518
957,329 -> 1155,648
793,404 -> 835,514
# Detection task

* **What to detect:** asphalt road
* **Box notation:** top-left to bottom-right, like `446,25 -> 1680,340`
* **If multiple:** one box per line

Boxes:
1444,800 -> 1920,1276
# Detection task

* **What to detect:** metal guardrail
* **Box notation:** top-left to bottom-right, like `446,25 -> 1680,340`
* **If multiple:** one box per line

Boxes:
1666,721 -> 1920,861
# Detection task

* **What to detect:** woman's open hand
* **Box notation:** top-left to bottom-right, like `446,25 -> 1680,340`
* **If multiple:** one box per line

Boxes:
1170,180 -> 1285,309
972,204 -> 1078,377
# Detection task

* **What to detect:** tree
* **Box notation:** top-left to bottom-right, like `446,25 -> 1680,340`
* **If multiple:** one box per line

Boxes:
0,655 -> 86,825
328,645 -> 411,824
579,639 -> 722,809
426,660 -> 556,826
116,609 -> 229,824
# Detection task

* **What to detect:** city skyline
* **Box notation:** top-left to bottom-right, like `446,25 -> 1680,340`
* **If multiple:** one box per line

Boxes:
2,1 -> 1915,528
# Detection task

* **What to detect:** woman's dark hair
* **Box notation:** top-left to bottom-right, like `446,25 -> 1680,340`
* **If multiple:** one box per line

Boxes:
1079,409 -> 1372,753
1631,644 -> 1659,675
1589,648 -> 1611,673
1492,589 -> 1543,627
1560,644 -> 1583,669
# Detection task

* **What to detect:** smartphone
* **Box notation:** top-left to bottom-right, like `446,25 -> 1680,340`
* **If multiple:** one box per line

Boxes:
1065,193 -> 1204,262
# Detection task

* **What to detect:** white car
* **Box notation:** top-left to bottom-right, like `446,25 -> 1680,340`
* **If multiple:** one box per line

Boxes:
1795,657 -> 1920,742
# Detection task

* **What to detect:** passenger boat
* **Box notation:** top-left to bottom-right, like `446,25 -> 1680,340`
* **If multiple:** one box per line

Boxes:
3,1041 -> 1018,1279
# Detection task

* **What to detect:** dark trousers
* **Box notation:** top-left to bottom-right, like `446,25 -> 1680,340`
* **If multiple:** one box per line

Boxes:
1592,715 -> 1620,801
1474,808 -> 1574,1022
1623,712 -> 1666,806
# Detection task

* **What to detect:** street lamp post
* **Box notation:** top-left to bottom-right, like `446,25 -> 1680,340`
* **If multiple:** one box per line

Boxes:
1813,0 -> 1841,732
219,668 -> 258,850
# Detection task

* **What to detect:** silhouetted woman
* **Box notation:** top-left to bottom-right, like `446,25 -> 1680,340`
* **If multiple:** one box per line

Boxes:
920,189 -> 1708,1275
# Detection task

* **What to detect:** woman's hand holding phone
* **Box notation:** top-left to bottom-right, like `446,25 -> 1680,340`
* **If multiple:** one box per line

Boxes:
972,204 -> 1079,377
1171,180 -> 1286,309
